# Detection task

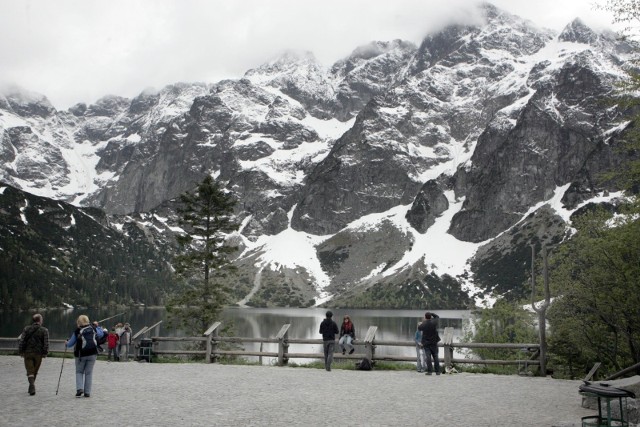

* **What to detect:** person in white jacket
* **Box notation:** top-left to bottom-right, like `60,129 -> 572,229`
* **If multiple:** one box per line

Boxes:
118,323 -> 132,362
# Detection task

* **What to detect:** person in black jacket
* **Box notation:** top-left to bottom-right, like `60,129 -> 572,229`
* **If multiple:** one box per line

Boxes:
418,311 -> 441,375
18,313 -> 49,396
319,311 -> 339,371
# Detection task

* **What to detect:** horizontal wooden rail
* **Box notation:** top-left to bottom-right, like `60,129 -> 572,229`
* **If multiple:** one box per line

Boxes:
0,324 -> 543,374
450,358 -> 540,366
151,337 -> 207,342
153,349 -> 206,355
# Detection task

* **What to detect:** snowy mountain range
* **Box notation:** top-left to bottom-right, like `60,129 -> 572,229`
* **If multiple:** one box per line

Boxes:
0,3 -> 636,309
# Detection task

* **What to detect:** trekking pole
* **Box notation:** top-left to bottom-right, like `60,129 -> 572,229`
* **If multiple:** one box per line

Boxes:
55,345 -> 68,395
96,312 -> 125,324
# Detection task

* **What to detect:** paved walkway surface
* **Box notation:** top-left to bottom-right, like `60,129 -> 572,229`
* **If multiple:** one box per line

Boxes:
0,356 -> 592,426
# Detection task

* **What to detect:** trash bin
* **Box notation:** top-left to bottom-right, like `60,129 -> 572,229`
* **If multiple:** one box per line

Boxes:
579,382 -> 636,427
138,338 -> 153,363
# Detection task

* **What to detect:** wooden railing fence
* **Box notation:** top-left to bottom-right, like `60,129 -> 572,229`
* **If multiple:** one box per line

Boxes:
0,323 -> 541,373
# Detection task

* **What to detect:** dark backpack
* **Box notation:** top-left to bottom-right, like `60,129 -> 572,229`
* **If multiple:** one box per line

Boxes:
78,326 -> 97,356
96,329 -> 108,346
356,357 -> 372,371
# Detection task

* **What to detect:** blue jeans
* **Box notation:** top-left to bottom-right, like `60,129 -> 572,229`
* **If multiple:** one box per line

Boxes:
339,335 -> 354,353
323,340 -> 336,370
415,345 -> 426,372
75,354 -> 97,394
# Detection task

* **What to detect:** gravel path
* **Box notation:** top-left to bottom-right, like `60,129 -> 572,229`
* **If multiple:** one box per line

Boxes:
0,356 -> 592,426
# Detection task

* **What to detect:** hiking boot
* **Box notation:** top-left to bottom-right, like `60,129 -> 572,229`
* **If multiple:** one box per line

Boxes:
349,349 -> 355,355
76,389 -> 83,397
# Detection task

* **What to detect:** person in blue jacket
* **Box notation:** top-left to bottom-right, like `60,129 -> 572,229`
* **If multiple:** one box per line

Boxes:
65,315 -> 104,397
414,321 -> 426,373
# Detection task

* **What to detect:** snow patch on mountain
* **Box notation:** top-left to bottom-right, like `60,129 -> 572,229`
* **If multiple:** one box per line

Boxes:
241,206 -> 332,294
301,115 -> 355,140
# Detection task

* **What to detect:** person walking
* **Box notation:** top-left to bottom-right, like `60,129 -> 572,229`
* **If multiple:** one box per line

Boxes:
65,315 -> 104,397
414,321 -> 426,373
418,311 -> 441,375
18,313 -> 49,396
319,311 -> 339,371
118,323 -> 132,361
338,315 -> 356,355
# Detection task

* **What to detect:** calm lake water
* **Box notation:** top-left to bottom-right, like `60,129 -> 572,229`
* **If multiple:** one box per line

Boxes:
2,307 -> 473,363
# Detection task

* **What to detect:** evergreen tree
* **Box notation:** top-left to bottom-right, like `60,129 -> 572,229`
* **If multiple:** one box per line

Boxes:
547,205 -> 640,376
540,0 -> 640,379
166,176 -> 239,335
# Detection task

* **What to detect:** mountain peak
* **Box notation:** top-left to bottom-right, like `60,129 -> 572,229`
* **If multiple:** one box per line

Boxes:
245,50 -> 320,77
348,40 -> 416,61
0,85 -> 56,118
559,18 -> 599,44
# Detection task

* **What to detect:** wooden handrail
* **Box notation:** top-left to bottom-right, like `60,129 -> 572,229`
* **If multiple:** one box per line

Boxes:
0,321 -> 543,371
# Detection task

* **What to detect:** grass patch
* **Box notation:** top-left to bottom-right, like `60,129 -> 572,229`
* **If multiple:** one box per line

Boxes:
453,364 -> 521,375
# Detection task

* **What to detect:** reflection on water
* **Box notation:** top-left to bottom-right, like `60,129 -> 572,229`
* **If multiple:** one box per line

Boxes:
0,308 -> 166,340
1,307 -> 472,364
222,307 -> 471,363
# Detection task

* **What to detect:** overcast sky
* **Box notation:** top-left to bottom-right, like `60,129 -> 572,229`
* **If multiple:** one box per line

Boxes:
0,0 -> 616,110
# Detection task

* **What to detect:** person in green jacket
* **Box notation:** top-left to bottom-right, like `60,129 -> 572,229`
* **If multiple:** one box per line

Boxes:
18,313 -> 50,396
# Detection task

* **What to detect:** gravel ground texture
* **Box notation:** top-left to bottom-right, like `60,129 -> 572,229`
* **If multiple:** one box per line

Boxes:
0,356 -> 593,426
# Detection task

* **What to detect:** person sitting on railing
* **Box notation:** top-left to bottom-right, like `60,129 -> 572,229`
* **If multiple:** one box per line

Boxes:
339,315 -> 356,355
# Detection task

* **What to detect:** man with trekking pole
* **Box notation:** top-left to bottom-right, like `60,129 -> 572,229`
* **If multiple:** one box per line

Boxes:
18,313 -> 49,396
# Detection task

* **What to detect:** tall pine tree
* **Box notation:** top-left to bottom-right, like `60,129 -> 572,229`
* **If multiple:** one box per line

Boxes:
166,176 -> 239,335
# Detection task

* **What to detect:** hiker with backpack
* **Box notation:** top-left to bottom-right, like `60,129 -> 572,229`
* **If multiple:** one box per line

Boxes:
65,315 -> 105,397
18,313 -> 49,396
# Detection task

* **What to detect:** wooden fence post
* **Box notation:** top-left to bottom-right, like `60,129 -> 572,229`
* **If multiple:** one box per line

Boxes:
131,326 -> 149,360
442,327 -> 454,371
203,321 -> 221,364
364,326 -> 378,361
531,245 -> 550,377
276,324 -> 291,366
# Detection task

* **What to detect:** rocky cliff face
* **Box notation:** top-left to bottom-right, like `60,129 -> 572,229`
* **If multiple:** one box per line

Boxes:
1,4 -> 636,308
